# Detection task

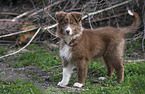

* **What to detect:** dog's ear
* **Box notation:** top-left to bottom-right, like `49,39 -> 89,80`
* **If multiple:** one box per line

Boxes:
70,12 -> 83,22
55,12 -> 67,22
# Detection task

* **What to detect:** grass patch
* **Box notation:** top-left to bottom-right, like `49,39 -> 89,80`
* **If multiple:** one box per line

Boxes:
46,87 -> 64,94
0,44 -> 145,93
0,79 -> 45,94
81,62 -> 145,94
8,44 -> 61,70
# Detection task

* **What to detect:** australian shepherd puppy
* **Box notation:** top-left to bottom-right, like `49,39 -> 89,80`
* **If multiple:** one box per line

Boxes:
55,10 -> 140,87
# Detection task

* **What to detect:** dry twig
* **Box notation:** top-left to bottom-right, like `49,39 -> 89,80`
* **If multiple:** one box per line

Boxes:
28,0 -> 66,17
12,10 -> 34,22
0,27 -> 41,59
0,19 -> 12,22
0,27 -> 38,38
0,12 -> 18,15
88,15 -> 93,29
125,59 -> 145,62
82,0 -> 132,19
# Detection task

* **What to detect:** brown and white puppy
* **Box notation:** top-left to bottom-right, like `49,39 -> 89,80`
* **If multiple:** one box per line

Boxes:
55,10 -> 140,87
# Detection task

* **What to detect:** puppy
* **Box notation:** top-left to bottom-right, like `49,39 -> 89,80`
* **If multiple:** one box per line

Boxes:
55,10 -> 140,87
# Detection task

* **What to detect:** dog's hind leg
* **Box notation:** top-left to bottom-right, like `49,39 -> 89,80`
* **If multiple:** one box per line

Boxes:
73,58 -> 87,87
103,56 -> 114,77
104,55 -> 124,83
104,43 -> 124,83
57,60 -> 73,86
113,57 -> 124,83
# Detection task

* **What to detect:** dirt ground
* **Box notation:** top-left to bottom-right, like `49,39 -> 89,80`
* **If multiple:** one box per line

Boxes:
0,62 -> 49,87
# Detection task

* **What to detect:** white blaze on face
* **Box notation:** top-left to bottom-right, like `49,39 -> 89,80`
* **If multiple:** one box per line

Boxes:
65,26 -> 73,35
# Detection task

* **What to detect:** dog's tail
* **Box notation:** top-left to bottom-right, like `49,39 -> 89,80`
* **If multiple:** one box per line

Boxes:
120,10 -> 140,35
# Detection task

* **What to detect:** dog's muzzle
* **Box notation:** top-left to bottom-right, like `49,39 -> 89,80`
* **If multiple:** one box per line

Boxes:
65,26 -> 72,35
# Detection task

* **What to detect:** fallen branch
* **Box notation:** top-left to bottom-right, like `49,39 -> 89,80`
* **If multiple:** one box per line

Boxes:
0,27 -> 41,59
28,0 -> 66,17
88,15 -> 93,29
11,10 -> 34,22
125,59 -> 145,62
11,0 -> 66,22
46,29 -> 58,38
0,19 -> 12,22
0,12 -> 18,15
88,12 -> 128,23
82,0 -> 132,19
43,24 -> 57,30
0,27 -> 38,38
0,40 -> 44,44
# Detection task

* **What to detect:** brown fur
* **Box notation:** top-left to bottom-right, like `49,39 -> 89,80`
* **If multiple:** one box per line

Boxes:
56,11 -> 140,84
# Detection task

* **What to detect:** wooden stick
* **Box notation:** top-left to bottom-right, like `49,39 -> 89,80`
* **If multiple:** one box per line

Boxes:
11,10 -> 34,22
0,12 -> 18,15
43,24 -> 57,30
46,29 -> 58,37
0,27 -> 41,59
88,12 -> 128,23
82,0 -> 132,19
28,0 -> 66,17
0,19 -> 12,22
0,27 -> 38,38
125,59 -> 145,62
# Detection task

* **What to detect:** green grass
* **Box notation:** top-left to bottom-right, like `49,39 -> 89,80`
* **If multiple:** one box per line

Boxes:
83,61 -> 145,94
0,79 -> 45,94
8,44 -> 61,70
0,44 -> 145,94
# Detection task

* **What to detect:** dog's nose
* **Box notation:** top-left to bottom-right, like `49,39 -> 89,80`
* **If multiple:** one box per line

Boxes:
65,26 -> 72,35
65,30 -> 70,35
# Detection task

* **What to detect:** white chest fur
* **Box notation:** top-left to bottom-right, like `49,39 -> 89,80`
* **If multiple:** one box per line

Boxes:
60,44 -> 72,61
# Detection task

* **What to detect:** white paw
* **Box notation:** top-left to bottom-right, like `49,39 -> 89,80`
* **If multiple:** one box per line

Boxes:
98,77 -> 106,80
73,83 -> 83,88
57,81 -> 68,86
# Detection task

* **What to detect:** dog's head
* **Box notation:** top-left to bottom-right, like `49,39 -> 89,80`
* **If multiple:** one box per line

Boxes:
55,12 -> 83,42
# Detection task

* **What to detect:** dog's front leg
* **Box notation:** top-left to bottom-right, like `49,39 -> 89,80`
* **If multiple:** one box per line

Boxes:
57,60 -> 73,86
74,58 -> 87,88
